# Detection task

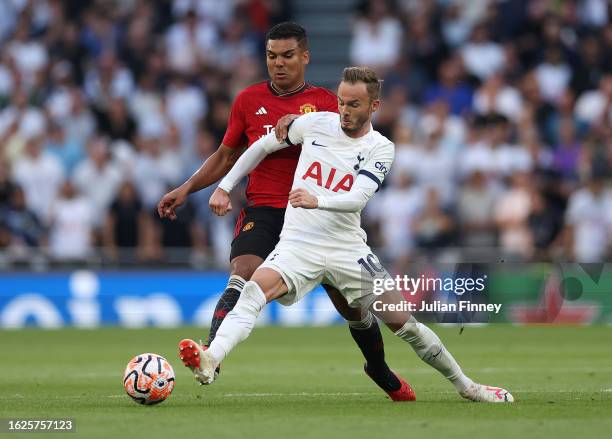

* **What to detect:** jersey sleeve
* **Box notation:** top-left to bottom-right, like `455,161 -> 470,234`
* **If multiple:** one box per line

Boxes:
218,133 -> 288,193
286,112 -> 322,146
316,174 -> 379,212
222,92 -> 248,149
358,142 -> 395,192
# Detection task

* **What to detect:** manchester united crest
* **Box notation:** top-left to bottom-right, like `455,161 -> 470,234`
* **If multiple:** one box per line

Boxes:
242,221 -> 255,232
299,103 -> 317,114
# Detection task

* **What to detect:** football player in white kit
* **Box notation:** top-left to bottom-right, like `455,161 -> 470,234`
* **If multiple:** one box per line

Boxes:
196,67 -> 514,403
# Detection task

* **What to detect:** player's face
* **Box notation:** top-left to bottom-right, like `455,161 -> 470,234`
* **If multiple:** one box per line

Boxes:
266,38 -> 309,91
337,81 -> 380,136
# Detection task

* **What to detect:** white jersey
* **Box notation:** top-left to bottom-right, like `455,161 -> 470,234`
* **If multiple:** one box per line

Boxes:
284,111 -> 394,244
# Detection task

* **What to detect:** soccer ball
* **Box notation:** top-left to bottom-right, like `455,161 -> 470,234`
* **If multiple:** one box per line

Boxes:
123,353 -> 175,405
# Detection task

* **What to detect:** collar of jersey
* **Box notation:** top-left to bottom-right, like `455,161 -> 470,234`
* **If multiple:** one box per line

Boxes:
267,80 -> 309,97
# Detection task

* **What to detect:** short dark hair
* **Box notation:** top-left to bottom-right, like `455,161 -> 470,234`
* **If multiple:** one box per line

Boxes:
265,22 -> 308,50
341,67 -> 381,101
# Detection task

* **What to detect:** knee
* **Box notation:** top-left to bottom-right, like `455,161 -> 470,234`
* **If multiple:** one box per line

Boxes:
230,256 -> 261,280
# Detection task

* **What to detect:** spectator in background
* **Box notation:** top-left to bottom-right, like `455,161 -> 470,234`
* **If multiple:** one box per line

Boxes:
165,9 -> 218,74
535,45 -> 571,104
574,73 -> 612,127
3,186 -> 46,257
570,34 -> 606,96
487,114 -> 532,178
165,74 -> 206,149
44,121 -> 84,176
84,51 -> 134,110
0,159 -> 16,208
57,88 -> 96,146
473,73 -> 523,122
350,0 -> 402,73
441,2 -> 472,49
564,175 -> 612,262
150,185 -> 205,263
552,117 -> 581,181
73,136 -> 122,231
527,189 -> 562,260
5,17 -> 48,90
12,128 -> 64,223
0,91 -> 32,162
412,115 -> 456,204
457,170 -> 497,249
404,9 -> 448,81
423,56 -> 473,116
413,188 -> 454,253
494,172 -> 533,260
461,22 -> 505,81
133,122 -> 183,210
95,97 -> 136,144
519,70 -> 557,147
48,180 -> 95,261
368,170 -> 424,266
103,180 -> 147,263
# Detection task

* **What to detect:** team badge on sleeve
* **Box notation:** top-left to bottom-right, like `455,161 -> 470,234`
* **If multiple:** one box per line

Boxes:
299,103 -> 317,114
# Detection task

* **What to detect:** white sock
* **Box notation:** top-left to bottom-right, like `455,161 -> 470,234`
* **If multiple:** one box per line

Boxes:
207,281 -> 267,365
395,317 -> 474,393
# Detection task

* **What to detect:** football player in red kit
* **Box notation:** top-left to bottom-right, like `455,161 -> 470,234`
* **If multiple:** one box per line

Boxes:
158,22 -> 414,401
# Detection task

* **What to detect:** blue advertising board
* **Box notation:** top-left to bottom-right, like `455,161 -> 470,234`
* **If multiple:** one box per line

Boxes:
0,271 -> 342,328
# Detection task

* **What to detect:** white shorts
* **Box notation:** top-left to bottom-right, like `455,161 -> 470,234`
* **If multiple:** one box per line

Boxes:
259,237 -> 389,308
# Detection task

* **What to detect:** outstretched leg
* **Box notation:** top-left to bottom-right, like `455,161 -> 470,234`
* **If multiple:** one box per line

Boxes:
370,290 -> 514,403
193,268 -> 288,384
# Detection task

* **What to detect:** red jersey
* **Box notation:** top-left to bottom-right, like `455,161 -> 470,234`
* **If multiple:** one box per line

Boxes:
222,81 -> 338,208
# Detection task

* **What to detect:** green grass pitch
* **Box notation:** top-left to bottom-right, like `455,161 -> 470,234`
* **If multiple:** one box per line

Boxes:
2,325 -> 611,438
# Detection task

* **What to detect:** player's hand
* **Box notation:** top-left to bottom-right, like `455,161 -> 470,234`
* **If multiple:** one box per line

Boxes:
288,188 -> 318,209
158,186 -> 189,220
209,187 -> 232,216
275,114 -> 300,143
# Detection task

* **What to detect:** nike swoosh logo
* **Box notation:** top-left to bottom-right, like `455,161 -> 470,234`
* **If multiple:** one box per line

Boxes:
312,140 -> 329,147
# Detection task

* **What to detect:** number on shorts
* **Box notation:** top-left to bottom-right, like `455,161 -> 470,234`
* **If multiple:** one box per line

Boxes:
357,254 -> 384,277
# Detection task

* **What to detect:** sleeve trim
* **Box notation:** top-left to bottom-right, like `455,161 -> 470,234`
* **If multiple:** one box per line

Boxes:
358,170 -> 382,192
285,120 -> 297,146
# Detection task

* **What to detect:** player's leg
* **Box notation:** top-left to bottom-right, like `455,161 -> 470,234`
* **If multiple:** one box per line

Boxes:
194,268 -> 288,384
193,238 -> 325,385
369,289 -> 514,403
205,207 -> 283,346
180,209 -> 278,379
206,254 -> 262,345
323,284 -> 406,398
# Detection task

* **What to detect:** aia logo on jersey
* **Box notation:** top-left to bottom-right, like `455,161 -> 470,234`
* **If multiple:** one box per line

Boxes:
299,103 -> 317,114
302,161 -> 353,192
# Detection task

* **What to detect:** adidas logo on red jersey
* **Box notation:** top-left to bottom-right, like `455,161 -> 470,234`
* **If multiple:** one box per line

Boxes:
255,107 -> 268,115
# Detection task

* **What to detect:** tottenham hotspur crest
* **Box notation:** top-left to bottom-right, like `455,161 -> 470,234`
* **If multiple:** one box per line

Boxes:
354,153 -> 365,170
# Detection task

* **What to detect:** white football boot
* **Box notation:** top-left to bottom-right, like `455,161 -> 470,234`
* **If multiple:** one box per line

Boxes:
460,383 -> 515,403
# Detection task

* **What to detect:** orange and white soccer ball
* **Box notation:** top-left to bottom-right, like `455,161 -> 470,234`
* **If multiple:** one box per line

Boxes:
123,353 -> 175,405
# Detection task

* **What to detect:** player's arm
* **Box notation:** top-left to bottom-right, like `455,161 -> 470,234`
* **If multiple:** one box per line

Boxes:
209,133 -> 289,216
157,144 -> 244,220
289,175 -> 379,212
291,142 -> 394,213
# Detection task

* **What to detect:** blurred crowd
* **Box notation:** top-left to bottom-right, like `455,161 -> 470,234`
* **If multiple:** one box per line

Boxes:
0,0 -> 289,267
0,0 -> 611,269
353,0 -> 612,268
